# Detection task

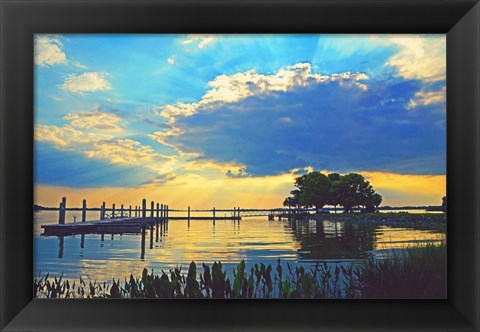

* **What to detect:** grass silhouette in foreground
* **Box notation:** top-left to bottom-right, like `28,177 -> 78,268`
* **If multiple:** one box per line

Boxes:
34,241 -> 446,299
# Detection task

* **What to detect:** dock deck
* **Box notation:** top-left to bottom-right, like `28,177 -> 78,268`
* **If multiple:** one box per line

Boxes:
41,217 -> 149,235
41,216 -> 240,236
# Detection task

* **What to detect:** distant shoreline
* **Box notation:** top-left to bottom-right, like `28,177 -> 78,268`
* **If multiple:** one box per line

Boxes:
33,204 -> 444,212
314,212 -> 447,231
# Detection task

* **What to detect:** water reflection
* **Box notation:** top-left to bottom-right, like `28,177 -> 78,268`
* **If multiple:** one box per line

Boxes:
80,234 -> 85,249
58,236 -> 64,259
286,219 -> 377,260
140,226 -> 146,260
34,211 -> 444,283
285,218 -> 444,260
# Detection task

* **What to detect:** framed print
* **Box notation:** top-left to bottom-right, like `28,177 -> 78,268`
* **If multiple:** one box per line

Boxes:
1,0 -> 479,331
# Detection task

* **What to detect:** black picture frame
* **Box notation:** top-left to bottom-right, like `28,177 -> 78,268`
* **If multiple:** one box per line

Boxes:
1,0 -> 479,331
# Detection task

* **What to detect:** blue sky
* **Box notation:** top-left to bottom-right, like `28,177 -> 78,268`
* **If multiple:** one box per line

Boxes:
34,34 -> 446,207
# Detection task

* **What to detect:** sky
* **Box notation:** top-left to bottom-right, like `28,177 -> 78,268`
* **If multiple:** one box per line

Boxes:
34,34 -> 446,209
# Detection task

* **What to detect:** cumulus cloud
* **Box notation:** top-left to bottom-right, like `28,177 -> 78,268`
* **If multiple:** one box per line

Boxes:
34,35 -> 67,67
60,72 -> 112,94
35,107 -> 175,174
35,124 -> 84,148
63,111 -> 124,132
36,124 -> 174,172
382,35 -> 446,83
85,138 -> 166,165
181,34 -> 217,48
146,61 -> 446,177
155,77 -> 445,176
155,63 -> 368,123
147,63 -> 371,177
406,86 -> 446,110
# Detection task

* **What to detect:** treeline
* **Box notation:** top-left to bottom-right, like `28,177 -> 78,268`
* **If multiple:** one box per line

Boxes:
283,172 -> 382,213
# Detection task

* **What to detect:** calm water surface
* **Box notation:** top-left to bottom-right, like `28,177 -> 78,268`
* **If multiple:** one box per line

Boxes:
34,211 -> 445,282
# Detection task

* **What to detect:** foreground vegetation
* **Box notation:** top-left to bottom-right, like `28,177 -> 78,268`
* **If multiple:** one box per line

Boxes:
34,242 -> 446,299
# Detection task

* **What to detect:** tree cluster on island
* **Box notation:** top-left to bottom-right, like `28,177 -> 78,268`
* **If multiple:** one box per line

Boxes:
283,172 -> 382,213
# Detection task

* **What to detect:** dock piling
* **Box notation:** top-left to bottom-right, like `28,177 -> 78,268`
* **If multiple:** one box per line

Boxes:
151,201 -> 155,223
142,199 -> 146,225
101,202 -> 106,220
42,196 -> 173,236
188,206 -> 191,224
58,196 -> 66,224
58,202 -> 63,224
213,207 -> 216,224
82,199 -> 87,222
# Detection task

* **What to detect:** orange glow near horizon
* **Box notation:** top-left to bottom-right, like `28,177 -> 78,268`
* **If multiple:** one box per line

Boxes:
35,170 -> 446,209
361,171 -> 446,206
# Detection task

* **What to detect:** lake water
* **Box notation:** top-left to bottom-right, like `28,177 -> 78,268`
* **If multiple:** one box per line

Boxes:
34,210 -> 445,283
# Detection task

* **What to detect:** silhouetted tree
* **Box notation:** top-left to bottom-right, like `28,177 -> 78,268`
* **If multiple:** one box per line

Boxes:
290,189 -> 302,210
298,172 -> 331,212
294,175 -> 307,192
373,193 -> 383,210
327,173 -> 342,213
283,196 -> 297,210
284,171 -> 381,214
334,173 -> 375,213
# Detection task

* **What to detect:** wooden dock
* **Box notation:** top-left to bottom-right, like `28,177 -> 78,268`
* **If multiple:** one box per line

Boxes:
40,197 -> 242,236
41,197 -> 172,236
42,217 -> 147,235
